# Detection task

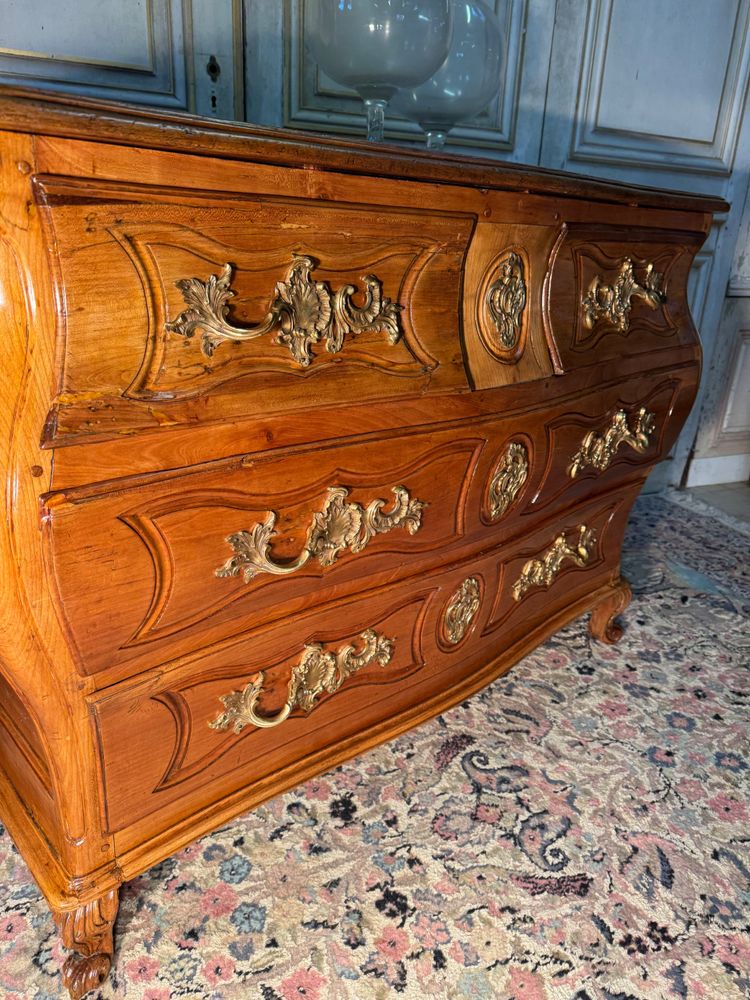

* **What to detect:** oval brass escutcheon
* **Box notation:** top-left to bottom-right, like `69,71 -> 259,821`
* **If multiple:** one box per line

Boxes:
442,577 -> 482,647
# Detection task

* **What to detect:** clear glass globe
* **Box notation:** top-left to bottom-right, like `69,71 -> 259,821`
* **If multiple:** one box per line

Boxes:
307,0 -> 453,142
390,0 -> 503,149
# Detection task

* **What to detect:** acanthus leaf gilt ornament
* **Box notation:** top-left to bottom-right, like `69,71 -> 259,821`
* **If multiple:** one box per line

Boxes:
216,485 -> 426,583
443,577 -> 481,645
166,253 -> 403,366
568,406 -> 656,478
581,258 -> 666,333
487,441 -> 529,520
486,251 -> 527,351
209,629 -> 394,732
512,524 -> 596,602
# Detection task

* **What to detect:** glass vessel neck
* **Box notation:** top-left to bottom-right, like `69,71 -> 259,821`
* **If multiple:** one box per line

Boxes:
363,98 -> 388,143
425,129 -> 448,151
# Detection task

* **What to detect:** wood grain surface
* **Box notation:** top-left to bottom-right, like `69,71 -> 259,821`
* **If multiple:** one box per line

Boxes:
0,85 -> 718,998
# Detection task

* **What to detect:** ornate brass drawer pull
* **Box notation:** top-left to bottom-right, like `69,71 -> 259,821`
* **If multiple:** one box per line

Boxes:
512,524 -> 596,602
209,629 -> 394,732
486,250 -> 526,350
582,258 -> 666,332
444,577 -> 481,645
166,253 -> 403,366
487,441 -> 529,519
216,485 -> 426,583
568,406 -> 655,478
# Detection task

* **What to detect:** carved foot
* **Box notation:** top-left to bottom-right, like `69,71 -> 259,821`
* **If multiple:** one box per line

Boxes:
589,577 -> 632,644
61,952 -> 112,1000
53,888 -> 119,1000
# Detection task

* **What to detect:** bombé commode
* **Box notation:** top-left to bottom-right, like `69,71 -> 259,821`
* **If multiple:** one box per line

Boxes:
0,86 -> 724,998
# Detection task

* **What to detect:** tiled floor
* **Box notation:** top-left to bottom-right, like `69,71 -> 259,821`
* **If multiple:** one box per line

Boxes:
688,481 -> 750,523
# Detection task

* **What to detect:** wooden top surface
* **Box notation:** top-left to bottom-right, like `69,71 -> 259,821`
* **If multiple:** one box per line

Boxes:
0,85 -> 728,215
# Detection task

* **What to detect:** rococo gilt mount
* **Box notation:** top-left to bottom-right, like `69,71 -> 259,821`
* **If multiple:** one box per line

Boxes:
0,86 -> 724,998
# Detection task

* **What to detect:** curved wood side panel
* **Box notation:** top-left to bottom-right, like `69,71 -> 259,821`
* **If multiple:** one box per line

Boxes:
0,667 -> 62,864
0,135 -> 118,909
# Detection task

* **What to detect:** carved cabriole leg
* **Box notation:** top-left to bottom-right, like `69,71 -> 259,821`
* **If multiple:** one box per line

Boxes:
589,576 -> 633,644
53,889 -> 119,1000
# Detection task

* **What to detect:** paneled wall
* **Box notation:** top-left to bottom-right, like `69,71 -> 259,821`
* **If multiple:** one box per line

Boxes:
0,0 -> 189,105
0,0 -> 243,119
687,180 -> 750,486
541,0 -> 750,184
283,0 -> 555,163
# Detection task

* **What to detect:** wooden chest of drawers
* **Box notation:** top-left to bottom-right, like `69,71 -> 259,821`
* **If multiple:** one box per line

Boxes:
0,86 -> 725,999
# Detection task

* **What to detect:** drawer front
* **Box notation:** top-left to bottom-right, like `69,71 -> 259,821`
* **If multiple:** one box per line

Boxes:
545,224 -> 703,370
91,486 -> 636,840
460,222 -> 559,388
47,424 -> 485,677
519,367 -> 698,517
45,368 -> 694,681
36,173 -> 473,446
470,367 -> 696,530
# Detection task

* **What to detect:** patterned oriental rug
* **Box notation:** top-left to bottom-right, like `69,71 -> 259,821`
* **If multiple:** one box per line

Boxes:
1,492 -> 749,1000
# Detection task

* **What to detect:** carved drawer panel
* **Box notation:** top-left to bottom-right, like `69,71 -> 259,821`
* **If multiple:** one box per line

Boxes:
476,366 -> 697,529
460,222 -> 560,388
45,423 -> 485,679
545,224 -> 704,370
35,174 -> 473,446
480,488 -> 633,641
520,368 -> 698,517
90,484 -> 637,843
92,581 -> 437,833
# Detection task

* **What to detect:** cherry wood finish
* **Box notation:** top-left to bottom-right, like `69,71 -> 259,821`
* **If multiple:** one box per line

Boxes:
45,368 -> 694,683
0,87 -> 723,998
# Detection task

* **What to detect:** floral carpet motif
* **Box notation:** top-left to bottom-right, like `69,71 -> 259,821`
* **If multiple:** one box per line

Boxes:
1,492 -> 748,1000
